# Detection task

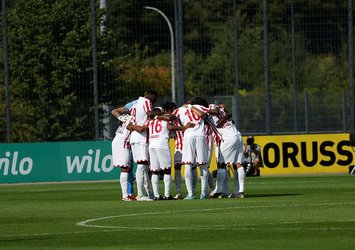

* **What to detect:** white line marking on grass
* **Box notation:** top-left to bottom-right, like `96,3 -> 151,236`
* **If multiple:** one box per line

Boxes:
76,202 -> 355,230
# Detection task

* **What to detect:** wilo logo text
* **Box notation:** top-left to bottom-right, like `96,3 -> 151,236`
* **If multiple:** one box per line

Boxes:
0,151 -> 33,176
66,149 -> 113,174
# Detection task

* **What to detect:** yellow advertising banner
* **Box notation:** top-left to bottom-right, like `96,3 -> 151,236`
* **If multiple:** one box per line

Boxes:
254,133 -> 354,175
170,133 -> 355,176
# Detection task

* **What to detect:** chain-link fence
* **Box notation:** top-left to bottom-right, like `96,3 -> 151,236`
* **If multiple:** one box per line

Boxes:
1,0 -> 354,142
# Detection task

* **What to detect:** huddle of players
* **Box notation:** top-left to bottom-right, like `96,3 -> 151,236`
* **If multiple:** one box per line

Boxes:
111,90 -> 245,201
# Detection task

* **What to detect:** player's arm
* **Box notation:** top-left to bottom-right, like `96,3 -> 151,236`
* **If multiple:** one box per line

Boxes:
111,100 -> 136,118
127,123 -> 148,132
190,105 -> 208,120
156,113 -> 177,122
216,106 -> 232,128
167,122 -> 194,131
111,107 -> 127,118
207,106 -> 220,116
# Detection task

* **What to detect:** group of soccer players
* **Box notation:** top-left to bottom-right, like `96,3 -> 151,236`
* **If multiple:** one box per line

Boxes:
111,90 -> 245,201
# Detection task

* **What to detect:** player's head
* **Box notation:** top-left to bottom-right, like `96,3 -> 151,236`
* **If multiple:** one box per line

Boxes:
162,101 -> 177,113
153,107 -> 163,112
191,97 -> 209,108
144,90 -> 158,104
246,136 -> 255,145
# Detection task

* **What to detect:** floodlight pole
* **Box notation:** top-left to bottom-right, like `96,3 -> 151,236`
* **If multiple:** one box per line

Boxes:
144,6 -> 176,103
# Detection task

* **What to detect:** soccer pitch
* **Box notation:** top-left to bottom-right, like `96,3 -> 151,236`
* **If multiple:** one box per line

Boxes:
1,175 -> 354,249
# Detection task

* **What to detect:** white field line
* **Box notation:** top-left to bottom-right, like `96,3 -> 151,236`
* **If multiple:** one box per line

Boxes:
76,202 -> 355,229
1,202 -> 355,239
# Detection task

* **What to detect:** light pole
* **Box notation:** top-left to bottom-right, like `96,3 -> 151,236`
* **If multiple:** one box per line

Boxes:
144,6 -> 176,103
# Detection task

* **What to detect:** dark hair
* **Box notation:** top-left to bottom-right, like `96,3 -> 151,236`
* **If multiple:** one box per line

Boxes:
162,101 -> 177,113
144,90 -> 158,103
191,97 -> 209,108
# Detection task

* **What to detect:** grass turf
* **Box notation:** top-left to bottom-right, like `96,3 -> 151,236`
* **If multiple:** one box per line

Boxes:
1,175 -> 354,249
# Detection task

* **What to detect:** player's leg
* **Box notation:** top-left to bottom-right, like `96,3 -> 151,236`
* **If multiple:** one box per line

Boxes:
236,135 -> 245,197
127,162 -> 135,197
174,150 -> 183,199
131,143 -> 151,201
159,149 -> 173,200
195,136 -> 209,199
192,165 -> 198,196
182,136 -> 196,199
213,163 -> 227,197
112,137 -> 135,201
206,140 -> 215,191
184,164 -> 194,199
149,148 -> 162,200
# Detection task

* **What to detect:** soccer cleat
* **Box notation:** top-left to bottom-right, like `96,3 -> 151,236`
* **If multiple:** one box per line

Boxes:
218,193 -> 228,199
200,194 -> 209,200
209,192 -> 221,198
237,192 -> 245,198
153,196 -> 164,201
174,193 -> 183,199
228,193 -> 237,198
136,196 -> 153,201
121,195 -> 136,202
163,195 -> 175,200
183,195 -> 195,200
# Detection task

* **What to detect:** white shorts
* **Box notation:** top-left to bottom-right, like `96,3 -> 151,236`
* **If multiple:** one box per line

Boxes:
182,136 -> 208,165
131,142 -> 149,163
149,148 -> 171,171
112,137 -> 132,168
217,135 -> 243,165
174,150 -> 183,166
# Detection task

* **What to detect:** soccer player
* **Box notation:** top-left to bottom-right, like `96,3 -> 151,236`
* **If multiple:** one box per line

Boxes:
214,104 -> 245,198
199,103 -> 245,199
128,90 -> 163,201
112,101 -> 138,198
111,112 -> 135,201
177,97 -> 211,200
150,103 -> 194,200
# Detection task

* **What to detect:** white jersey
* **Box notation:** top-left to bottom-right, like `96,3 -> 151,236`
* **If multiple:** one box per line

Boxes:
211,105 -> 240,141
147,118 -> 170,150
172,107 -> 185,151
114,116 -> 133,149
173,104 -> 209,137
129,96 -> 153,144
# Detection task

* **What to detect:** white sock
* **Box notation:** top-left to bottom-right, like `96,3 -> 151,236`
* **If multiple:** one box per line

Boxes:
143,166 -> 153,198
164,174 -> 171,197
151,174 -> 160,198
184,164 -> 193,196
174,169 -> 182,194
215,168 -> 226,194
120,172 -> 128,198
192,167 -> 198,196
136,164 -> 145,197
200,165 -> 208,196
237,167 -> 245,193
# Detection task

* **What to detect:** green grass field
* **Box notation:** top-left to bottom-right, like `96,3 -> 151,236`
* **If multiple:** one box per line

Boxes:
1,175 -> 355,250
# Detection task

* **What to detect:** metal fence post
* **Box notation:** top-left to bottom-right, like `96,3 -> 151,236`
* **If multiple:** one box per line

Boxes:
348,0 -> 354,132
263,0 -> 271,134
291,0 -> 298,132
232,0 -> 240,123
175,0 -> 185,106
343,90 -> 347,132
2,0 -> 10,142
91,0 -> 99,140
